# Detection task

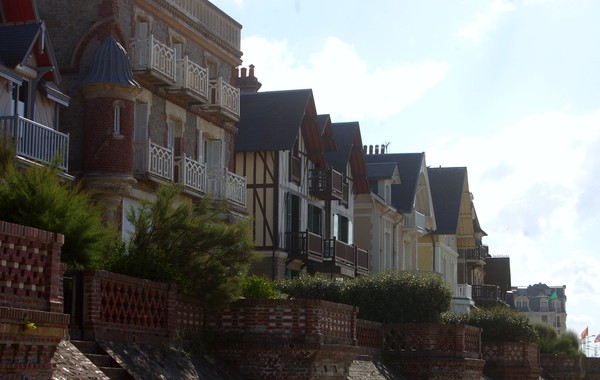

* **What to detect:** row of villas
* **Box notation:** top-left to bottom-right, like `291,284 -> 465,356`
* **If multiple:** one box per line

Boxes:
0,0 -> 506,312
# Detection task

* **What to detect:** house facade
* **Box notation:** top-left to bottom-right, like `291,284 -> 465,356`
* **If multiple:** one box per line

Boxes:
355,149 -> 436,274
507,284 -> 568,335
0,0 -> 70,173
234,89 -> 369,278
36,0 -> 246,236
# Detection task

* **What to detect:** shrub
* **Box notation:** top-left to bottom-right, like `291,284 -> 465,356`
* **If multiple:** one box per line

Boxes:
443,306 -> 538,343
275,274 -> 344,303
0,162 -> 115,268
242,275 -> 287,299
533,322 -> 581,355
343,271 -> 452,323
275,270 -> 452,323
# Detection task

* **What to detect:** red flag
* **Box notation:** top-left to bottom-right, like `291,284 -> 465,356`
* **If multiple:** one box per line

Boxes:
581,327 -> 589,341
595,335 -> 600,344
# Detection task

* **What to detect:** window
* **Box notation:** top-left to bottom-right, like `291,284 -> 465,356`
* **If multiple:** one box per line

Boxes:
542,315 -> 548,323
134,102 -> 148,142
336,215 -> 349,243
196,129 -> 203,162
113,101 -> 124,135
307,204 -> 322,235
136,20 -> 149,39
167,120 -> 175,149
289,138 -> 301,184
556,316 -> 561,327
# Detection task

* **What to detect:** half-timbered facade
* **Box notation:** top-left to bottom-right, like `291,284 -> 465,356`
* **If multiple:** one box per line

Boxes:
37,0 -> 246,234
0,0 -> 70,173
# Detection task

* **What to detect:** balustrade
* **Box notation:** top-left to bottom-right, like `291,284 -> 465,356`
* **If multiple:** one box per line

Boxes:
226,170 -> 246,207
130,35 -> 176,83
134,139 -> 174,181
207,78 -> 240,120
176,56 -> 209,101
0,115 -> 69,170
178,153 -> 207,193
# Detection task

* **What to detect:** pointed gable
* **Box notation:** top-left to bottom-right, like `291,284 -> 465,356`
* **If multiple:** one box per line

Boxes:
235,89 -> 325,166
428,167 -> 467,235
366,153 -> 426,213
317,114 -> 336,152
326,122 -> 368,194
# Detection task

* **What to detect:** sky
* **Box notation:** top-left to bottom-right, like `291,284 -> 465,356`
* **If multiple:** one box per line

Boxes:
214,0 -> 600,345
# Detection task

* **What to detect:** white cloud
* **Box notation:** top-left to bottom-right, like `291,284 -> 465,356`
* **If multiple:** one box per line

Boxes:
240,35 -> 449,121
458,0 -> 516,42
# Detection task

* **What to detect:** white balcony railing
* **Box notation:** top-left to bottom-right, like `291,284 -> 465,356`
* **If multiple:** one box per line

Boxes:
178,153 -> 207,193
226,170 -> 246,207
134,139 -> 174,181
176,56 -> 209,101
403,210 -> 426,230
130,35 -> 176,83
206,168 -> 246,207
0,115 -> 69,171
208,78 -> 240,120
453,283 -> 473,299
165,0 -> 241,50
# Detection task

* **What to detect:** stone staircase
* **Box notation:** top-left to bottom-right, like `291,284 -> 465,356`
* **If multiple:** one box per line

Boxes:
71,340 -> 132,380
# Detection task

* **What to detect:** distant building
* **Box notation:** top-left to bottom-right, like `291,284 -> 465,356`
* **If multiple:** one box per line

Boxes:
506,283 -> 567,335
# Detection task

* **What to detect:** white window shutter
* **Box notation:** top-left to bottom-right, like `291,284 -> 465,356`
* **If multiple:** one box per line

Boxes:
196,129 -> 203,162
134,103 -> 148,142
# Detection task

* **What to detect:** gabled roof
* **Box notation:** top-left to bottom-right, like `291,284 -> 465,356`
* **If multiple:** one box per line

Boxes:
326,122 -> 368,194
1,0 -> 37,24
317,114 -> 336,152
235,89 -> 325,166
365,153 -> 425,213
428,167 -> 467,235
0,23 -> 40,68
366,162 -> 399,179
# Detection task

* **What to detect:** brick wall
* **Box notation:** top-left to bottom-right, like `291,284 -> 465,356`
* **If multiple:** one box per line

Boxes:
71,269 -> 205,344
0,221 -> 64,313
0,221 -> 69,379
482,342 -> 542,379
541,354 -> 584,379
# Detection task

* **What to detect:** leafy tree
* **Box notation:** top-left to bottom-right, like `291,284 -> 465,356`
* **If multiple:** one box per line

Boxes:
0,152 -> 115,268
105,184 -> 257,309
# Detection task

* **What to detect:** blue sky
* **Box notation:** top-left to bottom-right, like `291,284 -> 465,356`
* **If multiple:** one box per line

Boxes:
215,0 -> 600,344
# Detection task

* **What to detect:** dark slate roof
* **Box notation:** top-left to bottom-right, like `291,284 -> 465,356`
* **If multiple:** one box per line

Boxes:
366,162 -> 398,179
83,38 -> 140,87
428,167 -> 466,235
0,23 -> 39,68
365,153 -> 425,213
326,122 -> 368,193
317,114 -> 336,152
235,89 -> 315,152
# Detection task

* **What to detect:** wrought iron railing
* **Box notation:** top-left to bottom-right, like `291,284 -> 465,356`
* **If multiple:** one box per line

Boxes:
0,115 -> 69,171
459,244 -> 489,261
472,284 -> 500,301
130,35 -> 176,83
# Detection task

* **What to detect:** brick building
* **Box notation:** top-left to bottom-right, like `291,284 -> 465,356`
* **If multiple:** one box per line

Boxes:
36,0 -> 247,236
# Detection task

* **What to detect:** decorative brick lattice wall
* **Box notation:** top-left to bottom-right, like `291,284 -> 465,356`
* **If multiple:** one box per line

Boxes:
0,221 -> 64,313
356,318 -> 383,355
0,221 -> 68,379
482,342 -> 542,379
540,354 -> 584,379
76,269 -> 205,344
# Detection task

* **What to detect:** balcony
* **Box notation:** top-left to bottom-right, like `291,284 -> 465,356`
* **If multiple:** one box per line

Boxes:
309,167 -> 343,201
201,78 -> 240,121
285,230 -> 324,263
0,115 -> 69,171
322,237 -> 370,277
134,139 -> 174,181
170,56 -> 209,104
403,210 -> 426,231
176,153 -> 207,194
130,35 -> 176,85
165,0 -> 241,51
459,244 -> 489,262
453,283 -> 473,299
206,168 -> 247,207
472,284 -> 503,306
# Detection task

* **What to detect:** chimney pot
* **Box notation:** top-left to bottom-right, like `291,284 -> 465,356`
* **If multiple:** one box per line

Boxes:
375,145 -> 380,154
241,67 -> 247,78
249,64 -> 255,77
363,145 -> 367,154
369,145 -> 373,155
381,144 -> 386,154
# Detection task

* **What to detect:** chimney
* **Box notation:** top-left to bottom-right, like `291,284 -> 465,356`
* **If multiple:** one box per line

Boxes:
237,64 -> 262,93
363,145 -> 367,154
381,144 -> 386,154
375,145 -> 379,154
369,145 -> 373,155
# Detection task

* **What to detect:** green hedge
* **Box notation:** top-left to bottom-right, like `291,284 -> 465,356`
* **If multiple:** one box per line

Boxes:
443,306 -> 538,343
534,322 -> 581,355
275,271 -> 452,323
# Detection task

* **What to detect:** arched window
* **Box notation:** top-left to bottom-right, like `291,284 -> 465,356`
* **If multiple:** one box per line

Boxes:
113,101 -> 124,135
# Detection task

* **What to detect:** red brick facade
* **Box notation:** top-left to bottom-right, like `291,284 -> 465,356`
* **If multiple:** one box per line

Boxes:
482,342 -> 542,379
